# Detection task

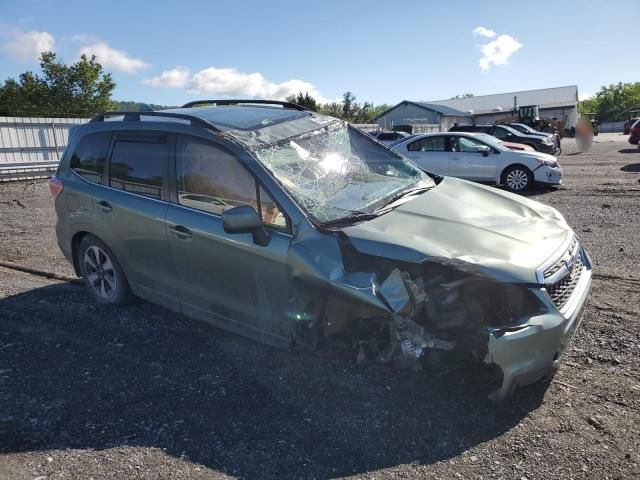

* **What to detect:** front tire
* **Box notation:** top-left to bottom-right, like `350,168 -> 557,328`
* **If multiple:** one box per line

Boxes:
78,235 -> 131,304
502,165 -> 533,192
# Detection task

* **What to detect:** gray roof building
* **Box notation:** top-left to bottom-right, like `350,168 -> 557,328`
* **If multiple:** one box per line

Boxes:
431,85 -> 579,115
374,86 -> 581,131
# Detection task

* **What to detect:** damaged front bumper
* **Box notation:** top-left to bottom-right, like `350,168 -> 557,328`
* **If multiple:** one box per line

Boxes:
533,165 -> 563,186
484,249 -> 592,401
345,242 -> 592,402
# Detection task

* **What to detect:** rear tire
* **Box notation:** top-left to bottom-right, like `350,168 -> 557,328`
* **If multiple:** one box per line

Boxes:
78,234 -> 131,304
502,165 -> 533,192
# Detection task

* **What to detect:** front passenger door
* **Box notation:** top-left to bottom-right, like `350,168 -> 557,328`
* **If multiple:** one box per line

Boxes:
448,136 -> 498,181
165,135 -> 292,347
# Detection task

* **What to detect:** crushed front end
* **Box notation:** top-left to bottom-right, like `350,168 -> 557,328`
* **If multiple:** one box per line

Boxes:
290,228 -> 592,402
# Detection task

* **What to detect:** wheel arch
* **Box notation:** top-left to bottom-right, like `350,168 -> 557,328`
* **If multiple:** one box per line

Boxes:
70,231 -> 91,276
500,163 -> 533,187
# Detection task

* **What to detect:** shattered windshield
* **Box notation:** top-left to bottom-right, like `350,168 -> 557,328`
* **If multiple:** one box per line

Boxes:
253,123 -> 434,223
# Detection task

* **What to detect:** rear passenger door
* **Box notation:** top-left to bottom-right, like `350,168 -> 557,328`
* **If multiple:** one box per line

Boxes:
98,131 -> 179,310
401,136 -> 449,175
165,134 -> 292,346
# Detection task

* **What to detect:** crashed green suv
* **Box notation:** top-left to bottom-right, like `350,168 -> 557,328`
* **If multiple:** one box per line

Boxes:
51,100 -> 592,400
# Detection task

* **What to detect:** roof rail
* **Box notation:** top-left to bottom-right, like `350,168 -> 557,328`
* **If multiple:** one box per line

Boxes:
181,99 -> 307,111
90,111 -> 219,130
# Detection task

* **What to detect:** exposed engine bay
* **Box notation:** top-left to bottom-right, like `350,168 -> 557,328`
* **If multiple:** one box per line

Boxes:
292,232 -> 547,401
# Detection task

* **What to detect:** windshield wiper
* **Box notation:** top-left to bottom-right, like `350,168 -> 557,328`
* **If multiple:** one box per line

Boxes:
320,211 -> 380,227
374,186 -> 433,213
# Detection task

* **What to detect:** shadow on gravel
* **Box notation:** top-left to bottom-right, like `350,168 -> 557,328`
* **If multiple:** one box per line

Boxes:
520,187 -> 559,199
0,283 -> 547,479
618,149 -> 639,154
621,163 -> 640,172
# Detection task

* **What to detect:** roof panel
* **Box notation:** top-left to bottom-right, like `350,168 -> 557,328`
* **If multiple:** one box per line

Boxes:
162,105 -> 310,131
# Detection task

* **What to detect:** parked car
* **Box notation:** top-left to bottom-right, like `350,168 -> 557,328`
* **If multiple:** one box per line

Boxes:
624,117 -> 639,135
506,122 -> 552,138
629,118 -> 640,148
392,131 -> 562,192
50,100 -> 591,401
450,124 -> 558,154
505,122 -> 561,148
369,130 -> 413,145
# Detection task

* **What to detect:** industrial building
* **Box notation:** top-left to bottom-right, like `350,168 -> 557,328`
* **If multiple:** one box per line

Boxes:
374,85 -> 580,132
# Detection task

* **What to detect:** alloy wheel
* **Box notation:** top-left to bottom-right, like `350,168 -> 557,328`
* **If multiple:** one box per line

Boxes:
84,245 -> 117,299
506,169 -> 529,191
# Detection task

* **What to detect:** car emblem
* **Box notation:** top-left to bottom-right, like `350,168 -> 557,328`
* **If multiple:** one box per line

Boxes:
564,251 -> 579,272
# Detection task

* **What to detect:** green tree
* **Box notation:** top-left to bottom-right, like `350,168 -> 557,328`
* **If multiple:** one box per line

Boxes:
113,100 -> 177,111
578,82 -> 640,121
286,90 -> 389,124
341,91 -> 356,119
0,52 -> 116,117
285,91 -> 318,111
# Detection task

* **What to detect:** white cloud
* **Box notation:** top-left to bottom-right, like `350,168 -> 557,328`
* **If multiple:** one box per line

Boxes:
79,42 -> 148,73
143,66 -> 190,88
472,26 -> 496,39
188,66 -> 327,102
478,34 -> 523,71
1,29 -> 55,61
70,33 -> 98,44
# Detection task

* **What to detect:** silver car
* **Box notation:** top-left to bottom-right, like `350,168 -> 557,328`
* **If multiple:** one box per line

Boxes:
392,132 -> 562,192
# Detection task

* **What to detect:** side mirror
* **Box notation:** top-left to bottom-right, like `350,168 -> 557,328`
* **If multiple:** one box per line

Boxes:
222,205 -> 270,246
478,145 -> 491,157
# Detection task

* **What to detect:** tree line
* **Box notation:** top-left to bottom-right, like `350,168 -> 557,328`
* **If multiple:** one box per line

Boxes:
0,52 -> 115,117
0,53 -> 391,122
578,82 -> 640,121
285,91 -> 389,123
5,52 -> 636,124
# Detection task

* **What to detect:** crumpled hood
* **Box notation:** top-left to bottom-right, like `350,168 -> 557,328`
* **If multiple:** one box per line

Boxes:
342,177 -> 572,284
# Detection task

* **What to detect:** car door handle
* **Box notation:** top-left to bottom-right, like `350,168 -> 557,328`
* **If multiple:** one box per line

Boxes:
169,225 -> 192,240
450,156 -> 461,161
97,200 -> 112,212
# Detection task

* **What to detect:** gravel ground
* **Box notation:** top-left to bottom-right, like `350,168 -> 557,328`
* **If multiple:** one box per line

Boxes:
0,133 -> 639,479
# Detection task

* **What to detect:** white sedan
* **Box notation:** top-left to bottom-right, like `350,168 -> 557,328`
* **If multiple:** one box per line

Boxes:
391,132 -> 562,192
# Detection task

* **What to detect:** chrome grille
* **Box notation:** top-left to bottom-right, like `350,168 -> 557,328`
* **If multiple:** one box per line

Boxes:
546,253 -> 584,309
544,236 -> 579,279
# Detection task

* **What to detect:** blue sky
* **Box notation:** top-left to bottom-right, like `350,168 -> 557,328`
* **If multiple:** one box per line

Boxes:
0,0 -> 638,106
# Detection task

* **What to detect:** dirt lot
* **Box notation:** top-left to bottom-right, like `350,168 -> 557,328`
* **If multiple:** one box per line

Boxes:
1,133 -> 639,479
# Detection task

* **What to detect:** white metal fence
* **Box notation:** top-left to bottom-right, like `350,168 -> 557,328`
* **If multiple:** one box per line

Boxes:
598,121 -> 624,133
0,116 -> 89,181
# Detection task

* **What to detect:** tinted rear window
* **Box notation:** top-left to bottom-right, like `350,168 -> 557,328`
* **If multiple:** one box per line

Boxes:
69,132 -> 112,183
377,132 -> 399,141
109,134 -> 169,200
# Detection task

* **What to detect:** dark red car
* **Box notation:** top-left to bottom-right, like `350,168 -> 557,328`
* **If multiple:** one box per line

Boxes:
629,118 -> 640,149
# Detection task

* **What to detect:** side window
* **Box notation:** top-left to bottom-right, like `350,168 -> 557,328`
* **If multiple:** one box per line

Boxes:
109,134 -> 168,200
494,127 -> 509,140
177,137 -> 257,215
407,136 -> 445,152
259,186 -> 288,230
69,132 -> 111,183
176,137 -> 290,230
458,137 -> 487,153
